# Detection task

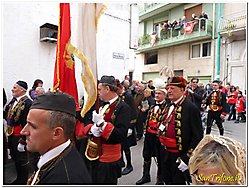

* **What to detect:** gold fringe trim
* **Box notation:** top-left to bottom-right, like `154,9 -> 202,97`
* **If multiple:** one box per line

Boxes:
66,42 -> 97,117
96,3 -> 107,30
53,4 -> 62,92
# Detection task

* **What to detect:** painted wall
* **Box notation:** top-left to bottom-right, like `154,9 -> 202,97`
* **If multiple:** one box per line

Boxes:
3,2 -> 135,102
141,42 -> 213,81
3,2 -> 58,100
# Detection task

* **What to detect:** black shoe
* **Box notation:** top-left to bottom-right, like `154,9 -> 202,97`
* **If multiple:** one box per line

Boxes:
234,120 -> 239,123
155,181 -> 164,185
120,161 -> 125,168
136,175 -> 151,185
122,166 -> 133,175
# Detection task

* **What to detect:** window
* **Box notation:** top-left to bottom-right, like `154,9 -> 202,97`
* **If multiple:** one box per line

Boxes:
145,52 -> 158,64
174,70 -> 183,76
153,23 -> 161,37
192,44 -> 200,58
191,42 -> 211,58
202,42 -> 211,57
185,4 -> 202,21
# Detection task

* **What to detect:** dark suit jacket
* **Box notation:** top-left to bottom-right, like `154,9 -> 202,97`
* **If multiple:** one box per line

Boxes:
105,97 -> 131,144
38,145 -> 92,185
5,96 -> 32,162
175,98 -> 203,164
122,90 -> 137,122
187,86 -> 204,111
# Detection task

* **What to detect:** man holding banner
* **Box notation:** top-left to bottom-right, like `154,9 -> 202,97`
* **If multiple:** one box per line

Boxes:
83,75 -> 131,184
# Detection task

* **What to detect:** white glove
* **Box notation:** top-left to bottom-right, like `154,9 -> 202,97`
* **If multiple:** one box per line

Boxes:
92,110 -> 105,126
90,124 -> 101,137
127,128 -> 133,137
17,143 -> 25,152
188,88 -> 194,94
176,159 -> 188,172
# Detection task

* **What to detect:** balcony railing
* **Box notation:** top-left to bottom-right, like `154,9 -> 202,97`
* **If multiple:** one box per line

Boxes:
219,12 -> 246,32
138,19 -> 213,51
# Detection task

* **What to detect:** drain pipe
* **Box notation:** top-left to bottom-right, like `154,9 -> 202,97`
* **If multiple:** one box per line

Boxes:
216,3 -> 222,80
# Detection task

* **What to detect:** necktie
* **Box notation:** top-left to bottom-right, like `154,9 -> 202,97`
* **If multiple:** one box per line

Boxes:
103,101 -> 110,105
12,97 -> 17,103
155,103 -> 162,107
169,102 -> 175,107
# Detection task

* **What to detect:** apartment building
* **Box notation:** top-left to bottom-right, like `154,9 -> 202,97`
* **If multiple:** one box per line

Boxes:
134,3 -> 247,89
219,3 -> 247,93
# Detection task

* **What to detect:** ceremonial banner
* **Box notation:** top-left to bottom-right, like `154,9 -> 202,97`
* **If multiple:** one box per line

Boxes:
184,22 -> 195,34
73,3 -> 106,117
53,3 -> 79,109
150,33 -> 157,47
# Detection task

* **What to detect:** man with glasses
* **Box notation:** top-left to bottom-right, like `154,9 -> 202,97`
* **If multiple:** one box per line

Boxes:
186,77 -> 204,111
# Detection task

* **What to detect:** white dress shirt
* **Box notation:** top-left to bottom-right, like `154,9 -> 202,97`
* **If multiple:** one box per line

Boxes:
31,139 -> 71,185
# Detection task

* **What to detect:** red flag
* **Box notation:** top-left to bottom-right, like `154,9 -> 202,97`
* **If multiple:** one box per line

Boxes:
184,22 -> 195,34
53,3 -> 79,110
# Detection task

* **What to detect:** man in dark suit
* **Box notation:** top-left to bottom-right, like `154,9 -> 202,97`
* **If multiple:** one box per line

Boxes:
82,75 -> 130,184
116,80 -> 137,175
136,81 -> 168,185
133,82 -> 146,140
158,76 -> 203,185
20,92 -> 92,185
4,81 -> 32,184
204,80 -> 229,135
186,77 -> 204,111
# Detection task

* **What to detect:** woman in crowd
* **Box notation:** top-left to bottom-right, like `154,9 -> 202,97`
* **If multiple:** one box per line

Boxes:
29,79 -> 43,100
189,134 -> 246,185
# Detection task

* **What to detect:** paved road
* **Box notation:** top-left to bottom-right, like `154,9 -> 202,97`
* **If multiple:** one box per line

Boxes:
118,119 -> 247,185
4,119 -> 247,185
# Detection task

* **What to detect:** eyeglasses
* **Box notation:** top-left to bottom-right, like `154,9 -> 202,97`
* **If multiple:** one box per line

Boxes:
192,81 -> 198,84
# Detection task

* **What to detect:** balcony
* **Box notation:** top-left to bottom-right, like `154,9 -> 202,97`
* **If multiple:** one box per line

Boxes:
137,19 -> 213,53
219,12 -> 246,38
139,3 -> 182,21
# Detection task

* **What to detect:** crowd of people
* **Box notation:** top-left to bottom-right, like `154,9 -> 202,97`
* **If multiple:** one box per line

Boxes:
158,11 -> 209,38
3,74 -> 246,185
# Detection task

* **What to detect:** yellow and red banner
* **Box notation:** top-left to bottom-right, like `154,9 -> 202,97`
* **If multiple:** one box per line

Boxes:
53,3 -> 79,109
54,3 -> 106,118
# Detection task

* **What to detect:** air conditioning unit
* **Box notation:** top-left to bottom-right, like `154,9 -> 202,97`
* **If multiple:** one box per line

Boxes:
40,23 -> 58,43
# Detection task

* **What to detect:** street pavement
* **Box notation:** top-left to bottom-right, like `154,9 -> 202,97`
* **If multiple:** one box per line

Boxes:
3,119 -> 247,185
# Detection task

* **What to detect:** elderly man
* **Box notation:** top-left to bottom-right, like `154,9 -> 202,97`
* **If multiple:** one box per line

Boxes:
83,75 -> 130,184
4,80 -> 32,184
136,80 -> 169,185
134,82 -> 146,140
158,76 -> 203,185
34,86 -> 45,97
20,92 -> 92,185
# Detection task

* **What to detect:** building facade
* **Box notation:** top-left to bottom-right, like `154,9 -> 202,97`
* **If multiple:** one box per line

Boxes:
219,3 -> 247,93
3,2 -> 135,101
134,3 -> 247,89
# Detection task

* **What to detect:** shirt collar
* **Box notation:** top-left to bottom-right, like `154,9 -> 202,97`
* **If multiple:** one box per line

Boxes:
37,139 -> 71,169
16,94 -> 27,102
156,100 -> 165,105
108,96 -> 118,105
173,95 -> 184,105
